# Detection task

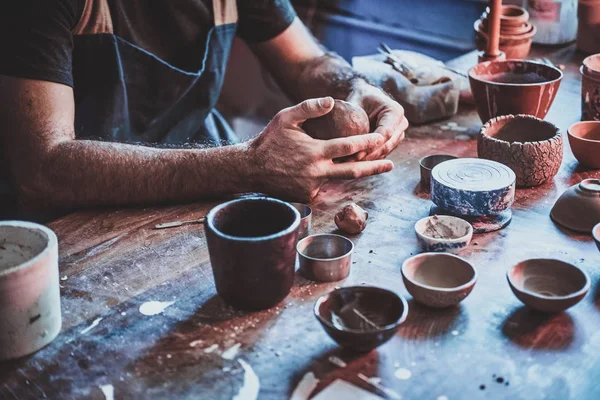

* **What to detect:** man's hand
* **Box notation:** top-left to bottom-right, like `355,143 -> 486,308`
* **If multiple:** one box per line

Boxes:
347,82 -> 409,161
246,97 -> 394,202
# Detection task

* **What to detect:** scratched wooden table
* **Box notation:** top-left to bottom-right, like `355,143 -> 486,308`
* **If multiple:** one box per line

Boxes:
1,45 -> 599,400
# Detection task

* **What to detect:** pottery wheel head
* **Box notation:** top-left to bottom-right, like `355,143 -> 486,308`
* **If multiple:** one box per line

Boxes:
432,158 -> 516,192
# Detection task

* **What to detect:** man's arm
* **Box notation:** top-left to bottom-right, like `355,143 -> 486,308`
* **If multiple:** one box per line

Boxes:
249,18 -> 409,161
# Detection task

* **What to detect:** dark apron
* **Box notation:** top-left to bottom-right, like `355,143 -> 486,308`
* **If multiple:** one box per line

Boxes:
71,0 -> 238,146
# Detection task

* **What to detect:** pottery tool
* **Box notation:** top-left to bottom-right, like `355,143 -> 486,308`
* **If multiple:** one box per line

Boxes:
430,158 -> 516,233
479,0 -> 505,62
377,45 -> 418,84
154,217 -> 205,229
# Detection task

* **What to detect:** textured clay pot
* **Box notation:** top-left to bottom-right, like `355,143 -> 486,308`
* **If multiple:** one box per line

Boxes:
507,259 -> 590,313
551,179 -> 600,233
414,215 -> 473,254
314,286 -> 408,352
478,114 -> 563,187
469,60 -> 563,123
0,221 -> 61,360
401,253 -> 477,308
205,197 -> 300,311
577,0 -> 600,54
581,54 -> 600,121
568,121 -> 600,168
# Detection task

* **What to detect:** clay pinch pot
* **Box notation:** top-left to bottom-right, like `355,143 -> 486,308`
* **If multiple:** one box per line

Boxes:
551,179 -> 600,234
301,100 -> 370,140
581,54 -> 600,121
478,114 -> 563,187
414,215 -> 473,254
593,223 -> 600,252
469,60 -> 563,123
507,259 -> 590,313
419,154 -> 457,192
401,253 -> 477,308
568,121 -> 600,168
314,286 -> 408,352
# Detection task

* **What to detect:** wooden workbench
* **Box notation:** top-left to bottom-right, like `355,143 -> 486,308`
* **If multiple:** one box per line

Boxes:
1,45 -> 599,400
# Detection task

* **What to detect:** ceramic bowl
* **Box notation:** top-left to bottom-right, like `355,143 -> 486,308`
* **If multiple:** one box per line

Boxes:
414,215 -> 473,254
507,259 -> 590,313
289,202 -> 312,241
297,234 -> 354,282
478,114 -> 563,187
469,60 -> 563,123
568,121 -> 600,169
419,155 -> 457,192
551,179 -> 600,234
593,223 -> 600,252
401,253 -> 477,308
314,286 -> 408,352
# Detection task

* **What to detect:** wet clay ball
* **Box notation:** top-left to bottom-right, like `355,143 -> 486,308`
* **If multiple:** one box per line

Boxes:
302,100 -> 370,140
335,203 -> 369,234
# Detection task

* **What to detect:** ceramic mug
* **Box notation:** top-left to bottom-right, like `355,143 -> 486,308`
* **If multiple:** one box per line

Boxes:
205,197 -> 300,311
581,54 -> 600,121
0,221 -> 61,360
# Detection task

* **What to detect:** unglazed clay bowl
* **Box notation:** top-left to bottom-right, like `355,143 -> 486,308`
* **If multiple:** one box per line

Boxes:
314,286 -> 408,352
469,60 -> 563,123
551,179 -> 600,234
0,221 -> 61,360
568,121 -> 600,169
507,259 -> 590,313
593,223 -> 600,252
401,253 -> 477,308
419,154 -> 458,192
478,114 -> 563,187
414,215 -> 473,254
297,234 -> 354,282
289,202 -> 312,241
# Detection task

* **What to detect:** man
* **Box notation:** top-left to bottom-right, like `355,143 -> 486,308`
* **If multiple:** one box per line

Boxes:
0,0 -> 408,217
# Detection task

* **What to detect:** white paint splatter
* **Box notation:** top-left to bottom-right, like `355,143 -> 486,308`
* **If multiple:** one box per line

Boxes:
437,396 -> 449,400
222,343 -> 242,360
121,312 -> 126,316
80,318 -> 103,335
60,275 -> 68,281
189,339 -> 203,347
328,356 -> 347,368
394,368 -> 412,380
99,384 -> 114,400
290,372 -> 320,400
358,373 -> 402,400
233,359 -> 259,400
203,344 -> 219,353
451,330 -> 459,336
139,301 -> 175,316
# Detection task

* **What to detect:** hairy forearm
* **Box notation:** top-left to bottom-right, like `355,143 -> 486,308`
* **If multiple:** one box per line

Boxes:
17,140 -> 253,212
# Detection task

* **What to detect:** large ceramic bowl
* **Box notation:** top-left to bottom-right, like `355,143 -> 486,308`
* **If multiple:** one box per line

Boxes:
469,60 -> 563,123
551,179 -> 600,234
568,121 -> 600,169
479,114 -> 563,187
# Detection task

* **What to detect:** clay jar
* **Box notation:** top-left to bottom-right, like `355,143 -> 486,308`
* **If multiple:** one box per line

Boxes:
478,114 -> 563,187
469,60 -> 563,123
577,0 -> 600,54
568,121 -> 600,168
581,54 -> 600,121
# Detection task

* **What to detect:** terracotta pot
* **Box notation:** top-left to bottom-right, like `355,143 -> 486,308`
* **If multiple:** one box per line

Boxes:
568,121 -> 600,168
577,1 -> 600,54
581,54 -> 600,121
205,197 -> 300,311
469,60 -> 563,123
475,19 -> 536,60
551,179 -> 600,233
478,115 -> 563,187
0,221 -> 61,360
481,5 -> 530,27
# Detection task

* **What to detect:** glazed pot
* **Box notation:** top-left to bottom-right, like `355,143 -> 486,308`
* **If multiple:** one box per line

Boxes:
414,216 -> 473,254
469,60 -> 563,123
581,54 -> 600,121
205,197 -> 300,311
568,121 -> 600,168
0,221 -> 61,360
478,115 -> 563,187
577,0 -> 600,54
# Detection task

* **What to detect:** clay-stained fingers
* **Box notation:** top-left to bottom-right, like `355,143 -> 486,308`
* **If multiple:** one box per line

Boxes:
326,159 -> 394,180
322,133 -> 384,159
278,97 -> 335,126
363,116 -> 409,161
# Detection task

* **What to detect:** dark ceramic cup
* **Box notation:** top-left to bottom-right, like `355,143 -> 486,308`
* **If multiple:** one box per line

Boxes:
205,197 -> 300,311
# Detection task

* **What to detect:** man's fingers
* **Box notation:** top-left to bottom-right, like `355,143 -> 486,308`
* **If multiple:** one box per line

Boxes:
326,159 -> 394,179
363,116 -> 409,161
322,133 -> 384,159
279,97 -> 335,126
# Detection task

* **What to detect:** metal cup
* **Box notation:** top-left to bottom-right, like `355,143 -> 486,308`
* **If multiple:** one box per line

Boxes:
419,155 -> 457,192
297,234 -> 354,282
289,203 -> 312,241
205,197 -> 300,311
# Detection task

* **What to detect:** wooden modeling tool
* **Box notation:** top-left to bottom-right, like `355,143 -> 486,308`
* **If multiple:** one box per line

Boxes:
478,0 -> 506,63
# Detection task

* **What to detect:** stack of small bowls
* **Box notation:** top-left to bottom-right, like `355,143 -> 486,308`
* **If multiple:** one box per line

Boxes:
474,5 -> 536,60
577,0 -> 600,54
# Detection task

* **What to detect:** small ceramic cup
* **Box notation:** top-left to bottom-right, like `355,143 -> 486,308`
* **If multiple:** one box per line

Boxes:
419,155 -> 457,192
205,197 -> 300,311
289,202 -> 312,241
297,234 -> 354,282
414,215 -> 473,254
581,54 -> 600,121
0,221 -> 61,360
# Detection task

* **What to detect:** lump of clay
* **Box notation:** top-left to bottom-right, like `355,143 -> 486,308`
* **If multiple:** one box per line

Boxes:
335,203 -> 369,234
302,100 -> 370,140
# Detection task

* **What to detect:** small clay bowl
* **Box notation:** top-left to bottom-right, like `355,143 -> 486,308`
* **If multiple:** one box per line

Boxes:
507,259 -> 590,313
478,114 -> 563,187
314,286 -> 408,352
401,253 -> 477,308
551,179 -> 600,233
419,155 -> 457,192
414,215 -> 473,254
469,60 -> 563,123
297,234 -> 354,282
593,223 -> 600,252
568,121 -> 600,169
289,202 -> 312,241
